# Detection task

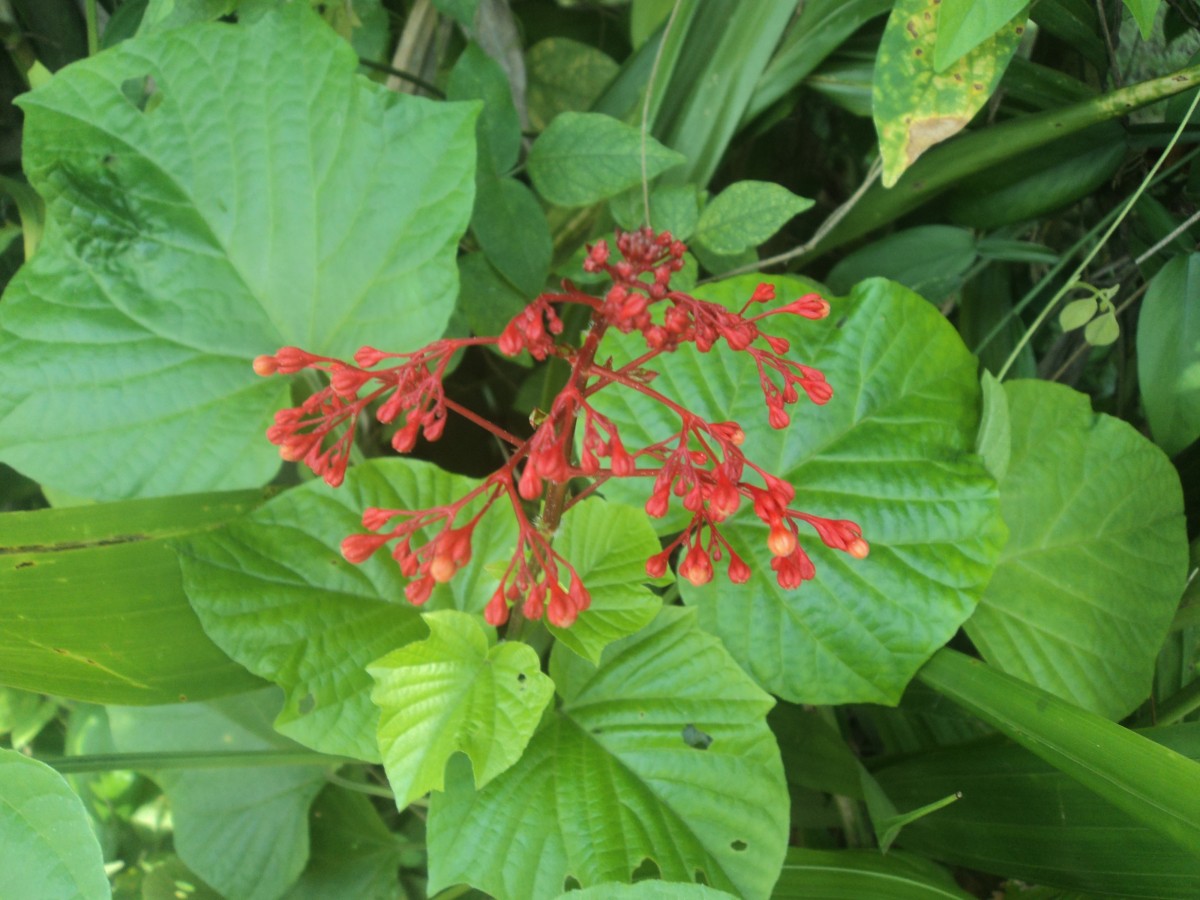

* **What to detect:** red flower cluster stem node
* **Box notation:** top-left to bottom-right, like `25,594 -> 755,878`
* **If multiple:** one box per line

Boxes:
255,227 -> 867,629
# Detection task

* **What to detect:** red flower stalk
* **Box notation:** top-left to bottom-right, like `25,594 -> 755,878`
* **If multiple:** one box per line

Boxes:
255,227 -> 867,628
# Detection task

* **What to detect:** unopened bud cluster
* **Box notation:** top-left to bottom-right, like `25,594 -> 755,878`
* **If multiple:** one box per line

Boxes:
254,228 -> 866,629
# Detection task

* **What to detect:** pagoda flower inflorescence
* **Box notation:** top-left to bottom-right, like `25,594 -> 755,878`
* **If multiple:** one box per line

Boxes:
254,228 -> 868,629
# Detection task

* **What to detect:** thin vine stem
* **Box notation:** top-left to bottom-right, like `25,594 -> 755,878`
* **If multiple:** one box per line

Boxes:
996,86 -> 1200,381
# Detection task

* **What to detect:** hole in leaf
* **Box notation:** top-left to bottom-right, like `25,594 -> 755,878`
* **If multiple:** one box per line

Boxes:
14,560 -> 33,569
730,839 -> 748,852
120,75 -> 161,112
517,672 -> 526,683
562,876 -> 581,891
631,858 -> 661,881
298,693 -> 316,714
681,723 -> 713,750
694,869 -> 709,885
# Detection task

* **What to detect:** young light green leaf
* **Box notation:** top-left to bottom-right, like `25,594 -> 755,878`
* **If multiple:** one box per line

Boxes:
528,111 -> 685,207
370,610 -> 554,807
591,276 -> 1004,705
107,690 -> 329,900
1058,296 -> 1098,331
1138,253 -> 1200,455
934,0 -> 1028,71
693,181 -> 813,256
1084,309 -> 1120,345
0,5 -> 478,500
874,0 -> 1027,186
177,459 -> 518,762
0,748 -> 111,900
965,380 -> 1187,719
546,499 -> 664,663
428,608 -> 788,900
526,38 -> 620,132
1123,0 -> 1162,40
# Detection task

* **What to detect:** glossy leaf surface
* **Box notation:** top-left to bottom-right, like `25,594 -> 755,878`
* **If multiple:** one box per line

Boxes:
593,276 -> 1004,704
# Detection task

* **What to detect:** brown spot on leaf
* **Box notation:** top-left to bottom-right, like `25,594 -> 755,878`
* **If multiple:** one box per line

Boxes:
907,20 -> 919,39
915,48 -> 923,56
905,115 -> 968,166
973,82 -> 984,91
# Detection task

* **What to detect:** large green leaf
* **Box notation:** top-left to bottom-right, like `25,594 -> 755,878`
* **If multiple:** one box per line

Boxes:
547,498 -> 665,663
1138,253 -> 1200,456
176,459 -> 518,761
874,0 -> 1026,186
919,648 -> 1200,856
528,112 -> 685,208
0,5 -> 478,500
592,275 -> 1004,704
964,380 -> 1187,719
875,724 -> 1200,897
370,610 -> 554,807
0,748 -> 110,900
0,492 -> 265,704
428,608 -> 788,900
107,690 -> 330,900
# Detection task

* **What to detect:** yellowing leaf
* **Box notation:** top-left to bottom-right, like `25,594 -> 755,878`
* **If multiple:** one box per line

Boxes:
873,0 -> 1027,187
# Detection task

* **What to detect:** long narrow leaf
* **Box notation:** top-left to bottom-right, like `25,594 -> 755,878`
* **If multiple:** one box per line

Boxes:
0,493 -> 266,704
918,648 -> 1200,855
811,64 -> 1200,258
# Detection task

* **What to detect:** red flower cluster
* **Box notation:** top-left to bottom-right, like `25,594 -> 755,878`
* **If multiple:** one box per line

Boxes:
255,228 -> 866,629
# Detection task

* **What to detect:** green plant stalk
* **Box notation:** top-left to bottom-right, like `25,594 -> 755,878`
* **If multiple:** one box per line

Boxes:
84,0 -> 99,55
811,63 -> 1200,259
996,85 -> 1200,380
39,749 -> 356,773
919,648 -> 1200,855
